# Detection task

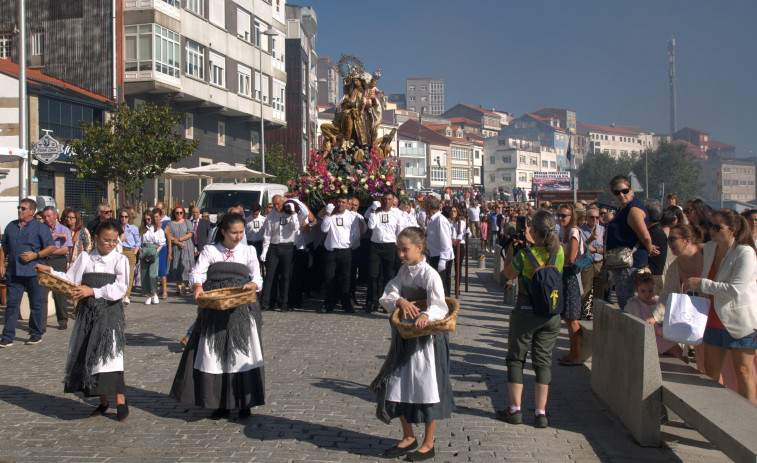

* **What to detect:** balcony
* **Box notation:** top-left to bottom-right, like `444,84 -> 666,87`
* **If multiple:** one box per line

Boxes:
125,0 -> 181,19
404,167 -> 427,177
399,147 -> 425,157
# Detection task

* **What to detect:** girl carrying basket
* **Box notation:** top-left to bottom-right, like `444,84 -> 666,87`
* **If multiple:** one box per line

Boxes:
370,226 -> 455,461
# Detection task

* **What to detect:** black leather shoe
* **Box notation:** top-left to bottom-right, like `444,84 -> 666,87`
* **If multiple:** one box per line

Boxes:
239,408 -> 252,419
405,447 -> 434,461
209,408 -> 230,420
344,305 -> 356,313
383,439 -> 418,457
117,402 -> 129,421
363,303 -> 375,313
90,403 -> 108,417
350,295 -> 359,306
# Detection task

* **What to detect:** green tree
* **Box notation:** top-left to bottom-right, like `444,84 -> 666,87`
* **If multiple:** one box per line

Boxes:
69,97 -> 199,205
245,142 -> 300,185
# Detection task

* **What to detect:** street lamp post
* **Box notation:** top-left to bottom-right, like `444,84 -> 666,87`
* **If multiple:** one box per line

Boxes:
259,27 -> 280,184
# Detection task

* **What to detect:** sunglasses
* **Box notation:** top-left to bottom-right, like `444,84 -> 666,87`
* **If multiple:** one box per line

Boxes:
101,210 -> 112,214
683,208 -> 692,214
666,235 -> 682,243
710,223 -> 727,231
587,215 -> 600,219
120,215 -> 129,219
17,206 -> 29,210
66,216 -> 76,220
612,188 -> 631,196
176,211 -> 184,215
556,213 -> 571,219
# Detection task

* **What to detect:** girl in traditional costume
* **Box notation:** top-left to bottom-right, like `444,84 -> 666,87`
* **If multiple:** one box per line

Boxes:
370,227 -> 454,462
169,212 -> 264,420
36,221 -> 130,421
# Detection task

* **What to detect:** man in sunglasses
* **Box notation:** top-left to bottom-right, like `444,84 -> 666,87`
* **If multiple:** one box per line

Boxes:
0,199 -> 56,347
86,202 -> 124,237
579,206 -> 606,318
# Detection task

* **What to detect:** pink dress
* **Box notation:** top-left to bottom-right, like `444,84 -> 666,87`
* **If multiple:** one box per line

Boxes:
625,296 -> 678,355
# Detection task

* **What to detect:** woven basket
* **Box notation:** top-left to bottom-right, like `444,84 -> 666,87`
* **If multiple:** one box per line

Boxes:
391,297 -> 460,339
36,269 -> 77,299
196,287 -> 257,310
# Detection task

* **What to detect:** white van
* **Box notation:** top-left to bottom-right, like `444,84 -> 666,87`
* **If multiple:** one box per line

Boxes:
196,183 -> 288,220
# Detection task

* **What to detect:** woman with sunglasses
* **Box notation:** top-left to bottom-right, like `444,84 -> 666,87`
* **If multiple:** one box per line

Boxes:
555,204 -> 584,366
166,206 -> 195,295
61,208 -> 92,271
740,209 -> 757,245
605,175 -> 659,310
683,199 -> 713,242
683,209 -> 757,403
118,208 -> 140,305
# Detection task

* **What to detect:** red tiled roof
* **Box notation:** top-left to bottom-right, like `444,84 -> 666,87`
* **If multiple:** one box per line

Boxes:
709,139 -> 736,149
577,121 -> 637,135
448,117 -> 481,125
458,103 -> 495,114
0,59 -> 113,104
422,122 -> 449,131
448,136 -> 473,144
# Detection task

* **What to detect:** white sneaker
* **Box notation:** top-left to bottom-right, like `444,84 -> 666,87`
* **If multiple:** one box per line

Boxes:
145,296 -> 152,305
123,297 -> 130,305
152,294 -> 159,304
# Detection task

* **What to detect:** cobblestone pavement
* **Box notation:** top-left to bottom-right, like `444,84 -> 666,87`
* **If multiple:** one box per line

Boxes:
0,260 -> 729,462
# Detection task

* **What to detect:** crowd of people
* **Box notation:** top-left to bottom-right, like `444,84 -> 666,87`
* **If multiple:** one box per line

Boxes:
1,178 -> 755,458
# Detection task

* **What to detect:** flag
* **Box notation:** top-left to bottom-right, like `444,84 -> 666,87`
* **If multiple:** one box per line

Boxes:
566,134 -> 572,162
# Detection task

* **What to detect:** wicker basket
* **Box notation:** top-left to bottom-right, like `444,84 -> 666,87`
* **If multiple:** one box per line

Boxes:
196,287 -> 257,310
391,297 -> 460,339
36,269 -> 77,299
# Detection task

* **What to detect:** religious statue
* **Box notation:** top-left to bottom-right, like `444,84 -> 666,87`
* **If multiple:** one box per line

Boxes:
319,55 -> 395,163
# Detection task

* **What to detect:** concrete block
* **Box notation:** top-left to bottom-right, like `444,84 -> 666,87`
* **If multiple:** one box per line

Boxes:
19,291 -> 55,320
660,357 -> 757,463
590,300 -> 661,447
492,244 -> 504,285
578,320 -> 593,363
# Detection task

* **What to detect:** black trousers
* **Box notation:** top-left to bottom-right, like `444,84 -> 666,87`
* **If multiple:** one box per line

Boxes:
368,242 -> 397,305
324,248 -> 352,308
428,255 -> 452,298
262,243 -> 293,309
289,245 -> 311,307
350,247 -> 360,298
249,240 -> 264,277
43,255 -> 69,325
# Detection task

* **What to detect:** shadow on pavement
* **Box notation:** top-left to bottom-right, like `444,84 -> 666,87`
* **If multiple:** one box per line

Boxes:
311,377 -> 375,403
0,384 -> 95,420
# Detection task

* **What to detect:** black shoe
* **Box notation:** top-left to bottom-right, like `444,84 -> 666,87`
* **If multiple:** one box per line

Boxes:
316,306 -> 324,313
58,321 -> 68,330
383,439 -> 418,457
279,305 -> 289,312
239,408 -> 252,419
405,447 -> 435,461
343,305 -> 356,313
350,295 -> 359,306
209,408 -> 230,420
494,408 -> 523,424
325,306 -> 334,313
25,336 -> 42,345
378,305 -> 388,314
0,338 -> 12,348
90,403 -> 108,417
534,413 -> 549,428
363,303 -> 375,313
117,402 -> 129,421
260,305 -> 269,312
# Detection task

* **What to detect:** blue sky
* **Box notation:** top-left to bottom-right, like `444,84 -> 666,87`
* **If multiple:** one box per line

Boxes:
299,0 -> 757,156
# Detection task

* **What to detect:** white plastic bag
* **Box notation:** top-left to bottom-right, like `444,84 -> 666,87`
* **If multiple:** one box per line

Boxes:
663,292 -> 710,345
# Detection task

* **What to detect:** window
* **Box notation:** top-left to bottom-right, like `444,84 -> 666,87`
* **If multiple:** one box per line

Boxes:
431,166 -> 447,183
542,160 -> 548,168
490,174 -> 495,182
421,85 -> 427,90
451,168 -> 468,183
451,147 -> 468,163
254,20 -> 269,50
185,40 -> 204,79
185,113 -> 194,139
261,74 -> 269,103
31,30 -> 44,56
161,0 -> 180,6
489,156 -> 495,164
154,25 -> 180,78
408,85 -> 415,91
501,154 -> 511,163
519,155 -> 526,164
187,0 -> 203,15
531,157 -> 537,165
250,130 -> 259,152
209,0 -> 224,27
125,25 -> 152,72
218,121 -> 225,146
237,8 -> 251,42
209,51 -> 225,87
238,64 -> 252,97
0,33 -> 11,59
409,96 -> 415,102
519,173 -> 527,182
550,161 -> 556,168
272,78 -> 285,112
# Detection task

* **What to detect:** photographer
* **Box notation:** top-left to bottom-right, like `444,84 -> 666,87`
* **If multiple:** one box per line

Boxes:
495,210 -> 564,429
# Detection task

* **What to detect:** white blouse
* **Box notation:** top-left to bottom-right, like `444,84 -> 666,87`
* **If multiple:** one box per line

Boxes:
51,249 -> 129,301
453,220 -> 471,245
189,241 -> 263,290
141,225 -> 167,246
379,258 -> 448,404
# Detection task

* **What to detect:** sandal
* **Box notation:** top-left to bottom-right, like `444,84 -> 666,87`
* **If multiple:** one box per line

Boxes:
559,359 -> 583,367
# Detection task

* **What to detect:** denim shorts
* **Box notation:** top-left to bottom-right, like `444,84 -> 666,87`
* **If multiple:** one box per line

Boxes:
703,326 -> 757,349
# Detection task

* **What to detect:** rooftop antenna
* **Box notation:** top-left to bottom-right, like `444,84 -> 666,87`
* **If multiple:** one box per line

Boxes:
668,37 -> 677,135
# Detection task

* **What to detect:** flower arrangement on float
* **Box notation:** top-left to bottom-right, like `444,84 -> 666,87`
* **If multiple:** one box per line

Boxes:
287,148 -> 407,209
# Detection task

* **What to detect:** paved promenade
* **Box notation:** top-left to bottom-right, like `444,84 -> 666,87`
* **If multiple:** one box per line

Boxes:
0,259 -> 729,462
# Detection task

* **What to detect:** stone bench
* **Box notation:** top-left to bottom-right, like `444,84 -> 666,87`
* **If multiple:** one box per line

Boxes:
659,357 -> 757,463
578,319 -> 593,363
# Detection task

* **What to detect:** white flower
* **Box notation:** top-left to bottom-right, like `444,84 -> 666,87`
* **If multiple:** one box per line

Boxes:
386,181 -> 392,186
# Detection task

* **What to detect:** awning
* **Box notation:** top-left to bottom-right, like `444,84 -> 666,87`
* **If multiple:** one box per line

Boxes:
0,146 -> 28,163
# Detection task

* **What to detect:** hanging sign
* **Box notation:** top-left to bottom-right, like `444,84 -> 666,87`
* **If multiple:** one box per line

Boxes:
31,132 -> 61,164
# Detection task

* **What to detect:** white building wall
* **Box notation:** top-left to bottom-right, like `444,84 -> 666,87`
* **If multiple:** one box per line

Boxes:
484,136 -> 558,194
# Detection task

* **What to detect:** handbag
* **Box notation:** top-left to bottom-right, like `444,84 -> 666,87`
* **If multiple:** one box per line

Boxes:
573,235 -> 593,272
662,290 -> 710,345
605,243 -> 639,270
142,255 -> 155,264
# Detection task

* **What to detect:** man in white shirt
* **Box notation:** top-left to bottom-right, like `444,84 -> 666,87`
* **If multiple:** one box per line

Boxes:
319,194 -> 364,313
468,200 -> 481,238
364,191 -> 403,313
245,203 -> 265,261
260,195 -> 298,311
348,196 -> 367,307
289,198 -> 316,310
425,197 -> 454,297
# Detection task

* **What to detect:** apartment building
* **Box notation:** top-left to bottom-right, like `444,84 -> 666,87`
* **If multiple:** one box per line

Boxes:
316,56 -> 338,106
406,77 -> 444,116
397,139 -> 427,192
500,113 -> 569,169
578,122 -> 656,159
442,104 -> 502,138
483,136 -> 558,195
398,119 -> 450,189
